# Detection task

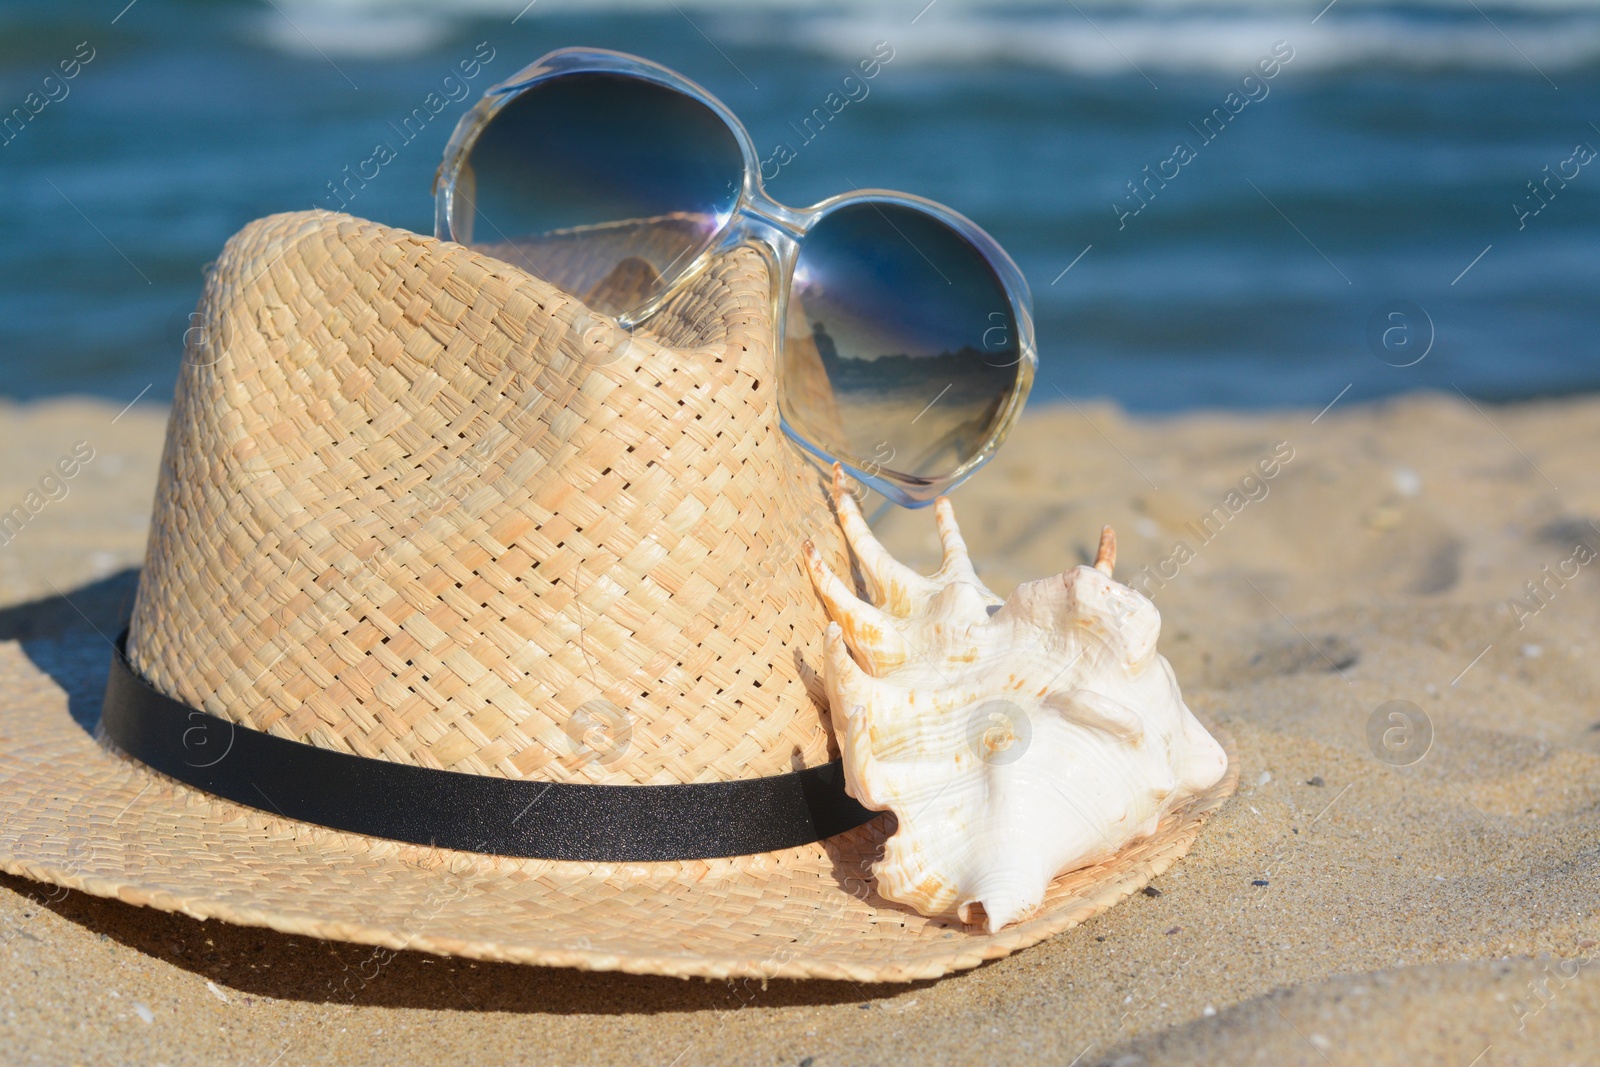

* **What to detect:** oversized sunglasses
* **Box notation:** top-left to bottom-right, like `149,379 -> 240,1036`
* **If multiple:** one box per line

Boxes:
434,48 -> 1035,506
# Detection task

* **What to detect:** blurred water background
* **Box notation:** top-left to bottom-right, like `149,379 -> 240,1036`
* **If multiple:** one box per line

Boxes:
1,0 -> 1596,412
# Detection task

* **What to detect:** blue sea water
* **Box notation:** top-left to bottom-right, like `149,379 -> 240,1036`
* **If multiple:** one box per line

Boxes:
0,0 -> 1597,412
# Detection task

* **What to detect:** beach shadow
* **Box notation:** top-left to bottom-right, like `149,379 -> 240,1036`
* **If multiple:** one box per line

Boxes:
0,567 -> 138,733
0,870 -> 935,1013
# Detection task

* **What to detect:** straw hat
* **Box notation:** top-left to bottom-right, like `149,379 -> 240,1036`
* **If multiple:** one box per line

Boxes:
0,211 -> 1235,981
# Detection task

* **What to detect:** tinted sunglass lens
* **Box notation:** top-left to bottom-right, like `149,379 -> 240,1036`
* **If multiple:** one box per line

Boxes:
783,203 -> 1024,502
452,72 -> 745,319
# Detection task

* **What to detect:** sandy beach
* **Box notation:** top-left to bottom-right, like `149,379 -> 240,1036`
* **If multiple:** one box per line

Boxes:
2,390 -> 1598,1066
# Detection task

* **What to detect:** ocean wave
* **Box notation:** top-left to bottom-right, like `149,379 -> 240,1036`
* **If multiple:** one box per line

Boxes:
793,14 -> 1600,75
765,12 -> 1600,76
252,9 -> 453,59
251,0 -> 1600,73
265,0 -> 1600,14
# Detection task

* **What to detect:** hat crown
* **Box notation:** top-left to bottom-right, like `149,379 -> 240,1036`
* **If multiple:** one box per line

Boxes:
128,211 -> 847,786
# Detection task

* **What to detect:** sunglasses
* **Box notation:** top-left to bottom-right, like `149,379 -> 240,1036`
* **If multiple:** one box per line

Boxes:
433,48 -> 1035,507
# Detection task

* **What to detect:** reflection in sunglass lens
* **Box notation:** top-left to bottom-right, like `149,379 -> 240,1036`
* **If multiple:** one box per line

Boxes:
782,202 -> 1023,503
451,71 -> 744,321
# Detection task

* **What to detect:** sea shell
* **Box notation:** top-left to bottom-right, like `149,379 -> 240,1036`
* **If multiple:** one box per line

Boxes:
803,466 -> 1229,932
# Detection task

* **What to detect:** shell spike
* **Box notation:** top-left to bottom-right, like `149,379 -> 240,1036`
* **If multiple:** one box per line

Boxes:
830,464 -> 932,614
803,539 -> 909,674
1093,525 -> 1117,577
823,623 -> 885,806
933,495 -> 979,582
960,875 -> 1040,933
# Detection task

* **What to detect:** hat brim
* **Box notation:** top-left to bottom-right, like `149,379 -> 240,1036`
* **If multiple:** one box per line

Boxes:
0,633 -> 1236,983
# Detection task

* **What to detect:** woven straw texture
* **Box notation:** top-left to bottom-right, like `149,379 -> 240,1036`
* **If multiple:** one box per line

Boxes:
0,211 -> 1238,980
128,211 -> 849,786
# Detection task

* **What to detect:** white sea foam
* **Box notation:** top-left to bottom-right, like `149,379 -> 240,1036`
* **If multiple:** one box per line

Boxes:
256,0 -> 1600,73
772,11 -> 1600,76
252,8 -> 454,59
269,0 -> 1600,14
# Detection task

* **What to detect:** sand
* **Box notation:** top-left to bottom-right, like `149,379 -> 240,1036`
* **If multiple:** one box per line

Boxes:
2,390 -> 1598,1065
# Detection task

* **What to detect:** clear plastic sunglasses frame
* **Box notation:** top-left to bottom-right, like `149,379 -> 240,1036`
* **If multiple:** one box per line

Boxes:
434,47 -> 1036,507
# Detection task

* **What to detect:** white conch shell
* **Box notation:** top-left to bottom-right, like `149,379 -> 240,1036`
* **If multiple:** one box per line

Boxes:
805,466 -> 1229,933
